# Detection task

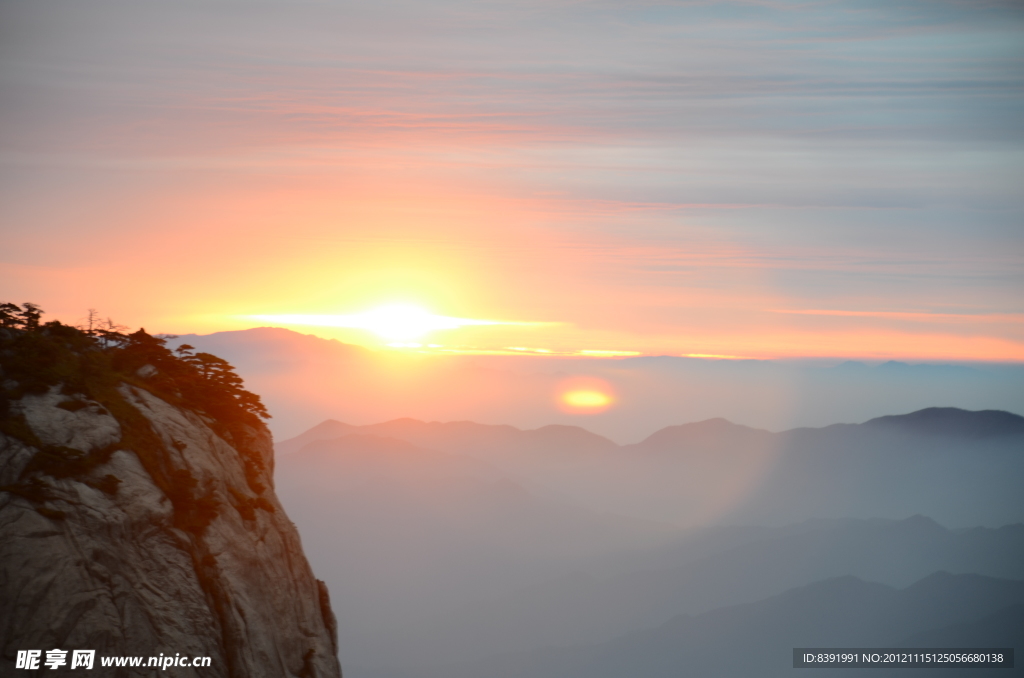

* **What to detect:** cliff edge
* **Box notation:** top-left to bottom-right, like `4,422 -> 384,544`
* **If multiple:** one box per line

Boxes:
0,305 -> 341,677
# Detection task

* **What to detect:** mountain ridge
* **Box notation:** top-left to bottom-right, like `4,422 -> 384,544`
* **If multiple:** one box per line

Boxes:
279,406 -> 1024,455
277,406 -> 1024,530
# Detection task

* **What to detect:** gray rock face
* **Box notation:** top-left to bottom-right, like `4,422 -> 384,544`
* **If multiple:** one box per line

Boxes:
1,385 -> 341,678
19,389 -> 122,453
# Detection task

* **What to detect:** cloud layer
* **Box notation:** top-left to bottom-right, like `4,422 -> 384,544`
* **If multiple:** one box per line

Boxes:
2,0 -> 1022,358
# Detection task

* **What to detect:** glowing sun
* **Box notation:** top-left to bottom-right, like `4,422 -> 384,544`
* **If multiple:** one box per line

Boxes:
334,305 -> 463,341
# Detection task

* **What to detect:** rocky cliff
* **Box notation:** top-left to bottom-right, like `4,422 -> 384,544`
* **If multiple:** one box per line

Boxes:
0,309 -> 341,677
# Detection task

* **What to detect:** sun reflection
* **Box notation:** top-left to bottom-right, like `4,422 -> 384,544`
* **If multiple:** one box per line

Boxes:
563,390 -> 612,408
557,377 -> 616,414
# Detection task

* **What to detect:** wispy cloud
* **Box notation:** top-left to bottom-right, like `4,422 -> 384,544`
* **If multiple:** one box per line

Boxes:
769,309 -> 1024,323
3,0 -> 1022,360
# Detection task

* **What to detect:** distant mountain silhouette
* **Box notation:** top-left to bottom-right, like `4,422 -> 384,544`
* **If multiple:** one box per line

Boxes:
285,406 -> 1023,458
282,407 -> 1024,528
863,407 -> 1024,438
278,417 -> 618,457
275,418 -> 355,455
374,572 -> 1024,678
171,326 -> 371,364
630,417 -> 771,451
277,418 -> 623,509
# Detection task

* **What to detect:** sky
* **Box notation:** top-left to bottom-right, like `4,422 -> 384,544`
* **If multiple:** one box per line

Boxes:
2,0 -> 1023,361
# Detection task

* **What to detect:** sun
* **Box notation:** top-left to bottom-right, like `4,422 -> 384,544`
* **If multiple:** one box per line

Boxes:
342,304 -> 461,341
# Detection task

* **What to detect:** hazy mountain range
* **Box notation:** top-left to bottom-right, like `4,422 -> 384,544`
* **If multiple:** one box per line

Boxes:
278,407 -> 1024,527
273,407 -> 1024,672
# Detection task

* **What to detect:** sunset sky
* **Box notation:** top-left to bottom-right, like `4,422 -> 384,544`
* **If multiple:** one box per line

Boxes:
2,0 -> 1022,361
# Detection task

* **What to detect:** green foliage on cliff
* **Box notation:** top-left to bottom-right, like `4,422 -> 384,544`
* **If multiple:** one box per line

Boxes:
0,302 -> 273,533
0,302 -> 269,426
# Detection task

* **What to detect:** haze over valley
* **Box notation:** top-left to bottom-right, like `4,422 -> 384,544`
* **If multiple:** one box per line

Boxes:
273,405 -> 1024,673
